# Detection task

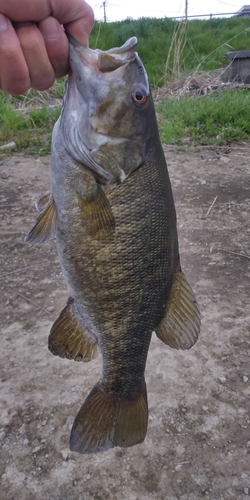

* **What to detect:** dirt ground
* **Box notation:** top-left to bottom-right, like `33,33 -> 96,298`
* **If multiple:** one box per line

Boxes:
0,143 -> 250,500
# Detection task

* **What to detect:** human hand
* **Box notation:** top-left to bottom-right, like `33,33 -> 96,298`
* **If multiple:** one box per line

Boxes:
0,0 -> 94,95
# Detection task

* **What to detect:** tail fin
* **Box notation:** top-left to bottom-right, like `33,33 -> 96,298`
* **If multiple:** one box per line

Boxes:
70,380 -> 148,454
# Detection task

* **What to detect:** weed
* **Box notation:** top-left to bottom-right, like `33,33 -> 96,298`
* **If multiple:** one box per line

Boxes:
90,17 -> 250,84
157,88 -> 250,144
0,92 -> 61,155
1,17 -> 250,154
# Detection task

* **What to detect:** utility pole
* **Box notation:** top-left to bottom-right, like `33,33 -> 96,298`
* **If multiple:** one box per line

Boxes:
103,1 -> 107,22
185,0 -> 188,20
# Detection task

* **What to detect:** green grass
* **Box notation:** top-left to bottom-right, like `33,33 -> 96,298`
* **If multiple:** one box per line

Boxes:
0,92 -> 61,155
1,16 -> 250,154
89,17 -> 250,84
157,88 -> 250,144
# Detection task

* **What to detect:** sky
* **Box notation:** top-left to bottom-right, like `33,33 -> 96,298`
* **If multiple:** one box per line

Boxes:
88,0 -> 248,22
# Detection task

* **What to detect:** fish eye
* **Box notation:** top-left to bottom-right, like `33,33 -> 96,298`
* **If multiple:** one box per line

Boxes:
132,88 -> 147,105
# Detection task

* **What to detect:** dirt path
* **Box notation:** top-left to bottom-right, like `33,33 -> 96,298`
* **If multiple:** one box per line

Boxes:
0,144 -> 249,500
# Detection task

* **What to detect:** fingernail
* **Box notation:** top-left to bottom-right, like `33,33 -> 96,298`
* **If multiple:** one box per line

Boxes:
40,17 -> 60,41
0,13 -> 8,31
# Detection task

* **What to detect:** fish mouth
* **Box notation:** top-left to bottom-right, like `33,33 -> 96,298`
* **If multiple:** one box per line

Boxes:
67,34 -> 138,72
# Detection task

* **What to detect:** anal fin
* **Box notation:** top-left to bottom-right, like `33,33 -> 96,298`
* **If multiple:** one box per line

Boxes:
155,270 -> 201,350
24,195 -> 57,243
48,297 -> 99,362
70,379 -> 148,454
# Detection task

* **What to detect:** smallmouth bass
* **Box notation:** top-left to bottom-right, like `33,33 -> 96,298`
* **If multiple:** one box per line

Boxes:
25,36 -> 200,454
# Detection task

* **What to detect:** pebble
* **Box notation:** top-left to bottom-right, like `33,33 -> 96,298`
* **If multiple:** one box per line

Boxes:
1,171 -> 9,180
244,487 -> 249,495
46,305 -> 55,312
23,438 -> 29,445
241,474 -> 248,479
243,376 -> 249,383
61,450 -> 68,461
35,292 -> 45,299
142,450 -> 149,457
175,464 -> 182,472
32,446 -> 41,454
202,406 -> 208,411
218,376 -> 226,384
219,155 -> 230,164
0,141 -> 16,151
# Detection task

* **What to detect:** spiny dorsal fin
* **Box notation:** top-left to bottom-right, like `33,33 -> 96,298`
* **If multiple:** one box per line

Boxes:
48,297 -> 99,362
79,182 -> 115,237
70,379 -> 148,454
24,195 -> 57,244
155,270 -> 201,350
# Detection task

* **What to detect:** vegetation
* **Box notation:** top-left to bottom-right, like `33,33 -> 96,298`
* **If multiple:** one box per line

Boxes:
1,16 -> 250,153
89,16 -> 250,84
0,89 -> 61,155
157,88 -> 250,145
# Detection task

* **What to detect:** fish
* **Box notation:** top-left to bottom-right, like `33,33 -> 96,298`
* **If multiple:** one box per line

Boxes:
25,36 -> 201,454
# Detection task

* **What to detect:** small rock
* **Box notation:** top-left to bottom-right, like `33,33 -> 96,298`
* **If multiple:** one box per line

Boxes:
219,376 -> 226,384
241,473 -> 248,479
175,464 -> 182,472
142,450 -> 149,457
202,406 -> 208,411
244,487 -> 249,495
46,305 -> 55,312
0,141 -> 16,151
243,376 -> 249,383
35,292 -> 45,299
219,155 -> 230,164
1,171 -> 9,179
23,438 -> 29,445
61,450 -> 68,461
32,446 -> 41,454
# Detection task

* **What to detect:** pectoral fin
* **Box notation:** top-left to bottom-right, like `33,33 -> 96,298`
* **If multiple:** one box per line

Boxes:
155,270 -> 201,350
48,297 -> 99,362
79,182 -> 115,236
35,193 -> 51,213
24,195 -> 57,243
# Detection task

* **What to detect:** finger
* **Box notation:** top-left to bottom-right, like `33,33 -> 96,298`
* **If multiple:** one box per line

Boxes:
0,0 -> 94,46
0,14 -> 30,94
39,17 -> 69,79
15,23 -> 55,91
63,1 -> 94,47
